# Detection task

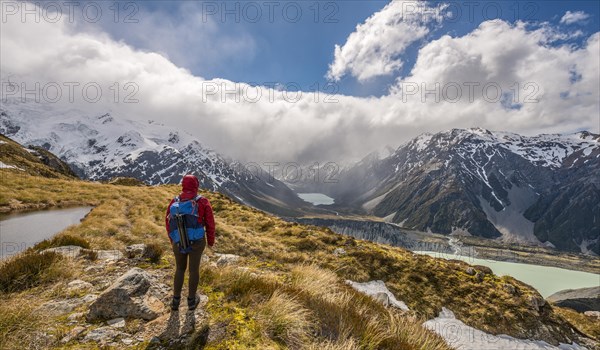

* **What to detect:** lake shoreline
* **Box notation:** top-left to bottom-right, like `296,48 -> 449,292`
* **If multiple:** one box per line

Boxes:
415,250 -> 600,298
290,216 -> 600,275
0,206 -> 93,259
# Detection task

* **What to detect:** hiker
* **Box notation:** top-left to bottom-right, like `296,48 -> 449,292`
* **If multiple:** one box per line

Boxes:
165,174 -> 215,311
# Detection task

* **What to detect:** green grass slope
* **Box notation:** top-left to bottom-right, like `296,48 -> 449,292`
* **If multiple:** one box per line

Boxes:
0,170 -> 594,349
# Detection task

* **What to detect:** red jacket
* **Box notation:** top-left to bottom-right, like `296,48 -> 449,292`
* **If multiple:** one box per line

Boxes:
165,175 -> 215,246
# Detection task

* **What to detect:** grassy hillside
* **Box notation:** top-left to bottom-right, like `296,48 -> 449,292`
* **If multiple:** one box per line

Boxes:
0,170 -> 595,349
0,134 -> 77,181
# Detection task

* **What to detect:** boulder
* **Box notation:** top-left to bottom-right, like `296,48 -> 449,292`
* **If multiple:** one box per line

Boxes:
107,317 -> 126,328
83,326 -> 126,344
502,283 -> 517,295
95,249 -> 124,261
584,311 -> 600,318
81,294 -> 98,303
42,245 -> 82,258
527,294 -> 546,312
38,298 -> 86,316
475,271 -> 485,282
216,253 -> 241,266
87,268 -> 165,321
473,265 -> 493,275
546,286 -> 600,312
67,312 -> 85,322
60,326 -> 85,343
67,279 -> 94,293
125,244 -> 147,258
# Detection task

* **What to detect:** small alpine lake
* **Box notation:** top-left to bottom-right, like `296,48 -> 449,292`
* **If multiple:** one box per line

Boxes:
0,206 -> 93,259
297,192 -> 335,205
415,251 -> 600,298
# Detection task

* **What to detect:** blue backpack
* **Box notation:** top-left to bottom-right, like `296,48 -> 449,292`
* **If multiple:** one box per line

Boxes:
168,195 -> 205,254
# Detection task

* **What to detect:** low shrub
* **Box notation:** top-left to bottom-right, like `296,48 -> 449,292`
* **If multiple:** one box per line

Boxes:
33,234 -> 90,250
0,251 -> 63,293
143,243 -> 164,264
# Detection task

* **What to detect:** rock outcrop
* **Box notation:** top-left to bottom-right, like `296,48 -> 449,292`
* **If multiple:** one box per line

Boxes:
547,286 -> 600,312
87,268 -> 165,321
215,253 -> 241,267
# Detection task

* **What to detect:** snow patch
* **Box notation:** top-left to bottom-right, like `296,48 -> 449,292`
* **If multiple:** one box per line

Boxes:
580,239 -> 599,256
381,212 -> 397,223
424,307 -> 588,350
450,227 -> 471,236
477,185 -> 540,244
346,280 -> 409,311
0,161 -> 23,170
413,133 -> 433,152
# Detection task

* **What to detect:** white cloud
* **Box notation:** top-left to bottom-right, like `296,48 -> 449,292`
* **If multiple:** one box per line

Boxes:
388,20 -> 599,134
560,11 -> 590,25
1,2 -> 598,166
326,1 -> 447,82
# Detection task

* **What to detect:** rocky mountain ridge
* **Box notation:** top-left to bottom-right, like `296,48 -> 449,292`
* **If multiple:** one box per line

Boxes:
323,128 -> 600,254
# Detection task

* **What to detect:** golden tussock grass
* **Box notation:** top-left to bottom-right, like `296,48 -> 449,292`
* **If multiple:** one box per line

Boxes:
553,306 -> 600,341
0,170 -> 583,349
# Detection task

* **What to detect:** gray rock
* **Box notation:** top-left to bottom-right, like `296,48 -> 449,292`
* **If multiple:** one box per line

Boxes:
84,264 -> 105,273
95,249 -> 124,261
475,271 -> 485,282
216,253 -> 240,266
42,245 -> 82,258
527,294 -> 546,312
60,326 -> 85,343
67,279 -> 94,293
465,267 -> 476,276
67,312 -> 85,322
87,268 -> 165,321
125,244 -> 146,258
584,311 -> 600,318
546,286 -> 600,312
473,265 -> 493,275
122,338 -> 135,345
150,336 -> 161,344
502,283 -> 516,295
82,294 -> 98,303
333,248 -> 346,256
38,299 -> 84,315
83,326 -> 125,344
107,317 -> 126,328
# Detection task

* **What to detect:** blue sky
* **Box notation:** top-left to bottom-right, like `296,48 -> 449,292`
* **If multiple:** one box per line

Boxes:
89,0 -> 600,97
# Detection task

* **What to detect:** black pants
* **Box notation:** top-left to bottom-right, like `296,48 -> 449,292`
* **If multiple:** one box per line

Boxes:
172,239 -> 206,298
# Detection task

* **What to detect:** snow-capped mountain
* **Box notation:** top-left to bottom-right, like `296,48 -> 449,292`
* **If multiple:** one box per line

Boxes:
0,99 -> 308,216
328,128 -> 600,254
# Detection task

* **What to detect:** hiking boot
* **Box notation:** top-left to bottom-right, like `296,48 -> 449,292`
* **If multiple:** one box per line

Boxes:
188,295 -> 200,311
171,296 -> 181,311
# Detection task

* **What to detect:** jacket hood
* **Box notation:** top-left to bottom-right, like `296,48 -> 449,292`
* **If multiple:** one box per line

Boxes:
180,174 -> 199,199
